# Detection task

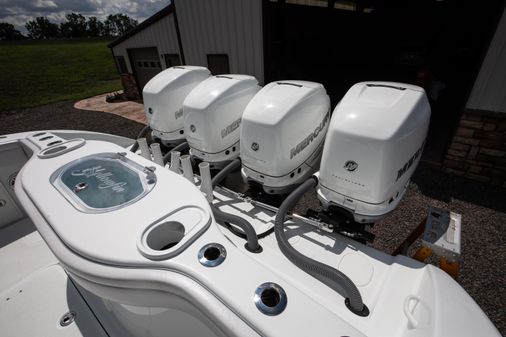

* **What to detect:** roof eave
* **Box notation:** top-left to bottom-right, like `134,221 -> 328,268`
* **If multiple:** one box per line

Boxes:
108,4 -> 174,49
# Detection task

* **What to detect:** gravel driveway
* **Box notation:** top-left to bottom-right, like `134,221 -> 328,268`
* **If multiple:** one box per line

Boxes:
1,100 -> 505,335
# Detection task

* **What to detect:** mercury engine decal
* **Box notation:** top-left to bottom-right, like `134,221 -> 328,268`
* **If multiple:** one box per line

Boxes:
344,161 -> 358,172
396,140 -> 425,181
289,112 -> 329,159
221,118 -> 242,138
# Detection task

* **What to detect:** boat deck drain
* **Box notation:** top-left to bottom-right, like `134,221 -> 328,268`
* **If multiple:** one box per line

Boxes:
254,282 -> 287,316
198,243 -> 226,267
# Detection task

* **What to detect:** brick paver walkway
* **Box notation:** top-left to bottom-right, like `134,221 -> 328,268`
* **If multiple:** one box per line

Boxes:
74,91 -> 146,124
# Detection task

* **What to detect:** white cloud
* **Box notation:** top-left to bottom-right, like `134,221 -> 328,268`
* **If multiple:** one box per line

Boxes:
0,0 -> 168,34
34,0 -> 57,9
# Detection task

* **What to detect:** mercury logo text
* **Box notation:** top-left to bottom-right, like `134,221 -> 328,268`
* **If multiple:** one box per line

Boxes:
396,140 -> 425,181
289,112 -> 329,159
221,118 -> 241,138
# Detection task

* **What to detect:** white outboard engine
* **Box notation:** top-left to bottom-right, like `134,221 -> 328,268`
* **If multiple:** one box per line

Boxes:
143,66 -> 210,146
317,82 -> 431,223
183,75 -> 261,168
241,81 -> 330,194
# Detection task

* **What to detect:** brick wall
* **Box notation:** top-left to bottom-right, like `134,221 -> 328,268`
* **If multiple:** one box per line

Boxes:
443,110 -> 506,186
120,74 -> 140,100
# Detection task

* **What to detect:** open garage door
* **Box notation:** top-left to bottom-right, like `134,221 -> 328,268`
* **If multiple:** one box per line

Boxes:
128,47 -> 162,95
262,0 -> 504,164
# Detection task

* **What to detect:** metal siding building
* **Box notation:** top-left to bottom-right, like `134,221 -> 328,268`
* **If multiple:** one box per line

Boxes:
466,8 -> 506,113
112,13 -> 180,74
109,1 -> 506,114
442,6 -> 506,186
109,1 -> 263,97
176,0 -> 264,84
108,1 -> 506,185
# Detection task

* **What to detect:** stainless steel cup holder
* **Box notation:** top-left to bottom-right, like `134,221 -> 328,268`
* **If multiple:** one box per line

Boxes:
198,243 -> 226,267
254,282 -> 287,316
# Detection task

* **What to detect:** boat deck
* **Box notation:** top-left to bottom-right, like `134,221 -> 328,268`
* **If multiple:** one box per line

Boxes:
0,219 -> 108,337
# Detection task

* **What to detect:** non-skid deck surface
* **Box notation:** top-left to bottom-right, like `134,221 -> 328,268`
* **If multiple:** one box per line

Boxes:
0,221 -> 108,337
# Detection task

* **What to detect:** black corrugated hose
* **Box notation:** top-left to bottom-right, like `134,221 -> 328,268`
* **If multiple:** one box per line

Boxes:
211,158 -> 241,189
274,176 -> 368,316
211,158 -> 261,252
163,141 -> 189,165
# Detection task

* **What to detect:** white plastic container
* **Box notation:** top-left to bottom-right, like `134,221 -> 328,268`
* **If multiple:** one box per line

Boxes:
143,66 -> 210,145
183,75 -> 260,166
240,81 -> 330,193
317,82 -> 431,222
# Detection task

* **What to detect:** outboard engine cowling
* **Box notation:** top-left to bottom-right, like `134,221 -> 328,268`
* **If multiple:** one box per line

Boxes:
241,81 -> 330,194
143,66 -> 210,146
183,75 -> 260,168
317,82 -> 431,223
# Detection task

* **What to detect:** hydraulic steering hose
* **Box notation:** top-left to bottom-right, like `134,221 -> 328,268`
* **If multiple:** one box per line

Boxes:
210,158 -> 241,188
130,125 -> 151,153
211,158 -> 261,252
163,141 -> 189,165
275,176 -> 368,316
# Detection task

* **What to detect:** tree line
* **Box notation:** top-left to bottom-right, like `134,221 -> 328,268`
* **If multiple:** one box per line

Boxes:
0,13 -> 138,40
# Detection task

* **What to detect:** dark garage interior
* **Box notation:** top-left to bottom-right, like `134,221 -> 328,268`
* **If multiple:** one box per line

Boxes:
262,0 -> 505,164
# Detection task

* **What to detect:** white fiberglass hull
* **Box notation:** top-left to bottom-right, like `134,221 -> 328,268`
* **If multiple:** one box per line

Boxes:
0,130 -> 500,337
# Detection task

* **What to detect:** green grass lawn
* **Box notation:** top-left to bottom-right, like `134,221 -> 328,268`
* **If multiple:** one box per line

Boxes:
0,38 -> 122,111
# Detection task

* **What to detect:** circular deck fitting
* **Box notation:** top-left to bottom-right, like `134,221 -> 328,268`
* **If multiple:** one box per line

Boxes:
59,311 -> 76,327
198,243 -> 226,267
253,282 -> 287,316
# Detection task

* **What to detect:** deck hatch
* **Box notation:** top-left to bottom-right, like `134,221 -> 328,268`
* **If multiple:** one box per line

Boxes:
52,153 -> 156,212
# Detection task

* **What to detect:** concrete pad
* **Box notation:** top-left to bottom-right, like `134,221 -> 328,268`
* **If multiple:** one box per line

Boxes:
74,92 -> 147,124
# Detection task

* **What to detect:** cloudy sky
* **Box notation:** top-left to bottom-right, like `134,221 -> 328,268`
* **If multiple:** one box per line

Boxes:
0,0 -> 168,33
